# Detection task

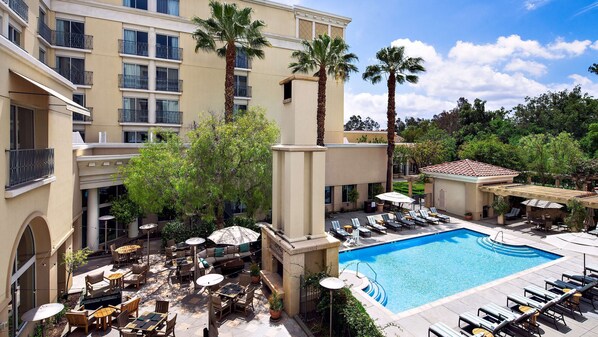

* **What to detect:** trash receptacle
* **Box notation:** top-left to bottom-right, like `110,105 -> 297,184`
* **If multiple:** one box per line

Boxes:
364,201 -> 373,213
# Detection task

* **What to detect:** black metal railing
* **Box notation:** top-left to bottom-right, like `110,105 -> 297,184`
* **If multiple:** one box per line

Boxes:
73,107 -> 93,122
53,68 -> 93,86
53,31 -> 93,50
7,149 -> 54,188
156,110 -> 182,124
8,0 -> 28,22
156,78 -> 182,92
38,21 -> 52,43
118,109 -> 148,123
235,56 -> 251,69
119,74 -> 149,90
118,39 -> 149,57
234,85 -> 252,98
156,45 -> 183,61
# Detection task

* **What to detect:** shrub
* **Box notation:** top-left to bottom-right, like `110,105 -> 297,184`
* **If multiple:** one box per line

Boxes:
492,196 -> 510,216
565,199 -> 586,232
161,220 -> 215,247
110,195 -> 142,225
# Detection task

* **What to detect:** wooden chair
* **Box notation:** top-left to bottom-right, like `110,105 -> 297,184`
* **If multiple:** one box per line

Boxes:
85,271 -> 110,297
123,264 -> 148,289
165,247 -> 175,264
113,309 -> 133,337
155,313 -> 177,337
235,288 -> 255,316
177,263 -> 193,283
110,243 -> 117,252
65,308 -> 100,334
155,300 -> 169,314
211,295 -> 231,320
175,251 -> 185,259
166,239 -> 176,248
112,250 -> 128,268
239,273 -> 251,289
110,296 -> 141,318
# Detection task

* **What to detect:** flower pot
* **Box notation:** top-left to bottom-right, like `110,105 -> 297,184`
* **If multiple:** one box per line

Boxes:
497,214 -> 505,225
464,215 -> 473,221
251,275 -> 260,284
270,309 -> 282,320
128,219 -> 139,238
376,203 -> 384,212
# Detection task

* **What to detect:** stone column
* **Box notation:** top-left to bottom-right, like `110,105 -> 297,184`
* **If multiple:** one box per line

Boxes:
86,188 -> 99,251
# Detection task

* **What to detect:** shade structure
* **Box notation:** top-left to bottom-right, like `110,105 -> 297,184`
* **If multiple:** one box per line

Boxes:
520,199 -> 564,209
207,226 -> 260,245
544,233 -> 598,256
21,303 -> 65,322
375,192 -> 415,204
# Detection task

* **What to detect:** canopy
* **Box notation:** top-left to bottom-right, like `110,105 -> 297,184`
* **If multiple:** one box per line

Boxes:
21,303 -> 65,322
208,226 -> 260,245
521,199 -> 564,209
376,192 -> 415,204
544,233 -> 598,256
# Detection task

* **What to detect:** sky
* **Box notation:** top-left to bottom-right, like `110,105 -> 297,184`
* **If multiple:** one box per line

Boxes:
277,0 -> 598,127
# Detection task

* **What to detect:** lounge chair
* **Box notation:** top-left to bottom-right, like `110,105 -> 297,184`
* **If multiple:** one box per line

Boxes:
430,207 -> 451,222
408,211 -> 428,226
419,209 -> 441,224
380,213 -> 403,231
85,271 -> 111,297
429,322 -> 484,337
394,212 -> 416,229
65,308 -> 100,334
458,312 -> 511,336
366,216 -> 388,234
546,277 -> 597,310
330,220 -> 351,239
505,208 -> 520,220
507,293 -> 566,330
478,303 -> 540,336
351,218 -> 372,237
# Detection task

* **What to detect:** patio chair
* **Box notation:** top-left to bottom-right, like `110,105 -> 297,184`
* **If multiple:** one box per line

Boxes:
505,208 -> 520,220
380,213 -> 402,231
165,247 -> 176,264
65,308 -> 100,334
330,220 -> 351,239
110,296 -> 141,318
239,273 -> 251,289
235,288 -> 255,316
113,309 -> 133,337
85,271 -> 111,297
393,212 -> 416,229
154,314 -> 177,337
545,278 -> 596,311
211,295 -> 231,320
112,250 -> 128,268
366,216 -> 388,234
408,211 -> 427,226
123,263 -> 148,289
430,207 -> 451,223
428,322 -> 485,337
177,263 -> 194,283
166,239 -> 176,248
351,218 -> 372,237
478,303 -> 540,337
155,300 -> 170,314
458,311 -> 512,336
419,209 -> 441,224
507,293 -> 566,330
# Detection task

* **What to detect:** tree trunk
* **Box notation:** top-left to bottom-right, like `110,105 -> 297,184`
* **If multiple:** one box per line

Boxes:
316,67 -> 327,146
385,73 -> 396,192
215,203 -> 225,229
224,44 -> 236,123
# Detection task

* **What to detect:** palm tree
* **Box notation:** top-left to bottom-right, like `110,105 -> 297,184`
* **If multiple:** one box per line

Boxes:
192,1 -> 270,122
362,46 -> 425,192
289,34 -> 358,146
590,63 -> 598,75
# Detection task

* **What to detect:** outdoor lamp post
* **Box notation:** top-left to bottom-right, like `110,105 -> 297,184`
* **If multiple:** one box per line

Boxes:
98,215 -> 115,254
139,223 -> 157,263
185,237 -> 206,290
197,273 -> 224,334
319,277 -> 345,337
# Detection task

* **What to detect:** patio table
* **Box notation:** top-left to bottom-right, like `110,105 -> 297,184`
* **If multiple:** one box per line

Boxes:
95,307 -> 116,331
216,283 -> 244,301
125,311 -> 167,333
116,245 -> 141,254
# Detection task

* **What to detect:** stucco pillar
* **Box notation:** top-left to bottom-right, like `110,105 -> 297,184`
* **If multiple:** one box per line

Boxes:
325,247 -> 339,276
148,94 -> 156,124
1,12 -> 8,37
148,62 -> 156,92
283,252 -> 304,316
86,188 -> 99,251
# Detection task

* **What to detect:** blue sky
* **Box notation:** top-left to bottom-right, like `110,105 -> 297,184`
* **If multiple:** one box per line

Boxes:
279,0 -> 598,126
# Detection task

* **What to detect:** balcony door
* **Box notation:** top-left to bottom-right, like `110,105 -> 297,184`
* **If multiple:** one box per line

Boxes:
10,105 -> 34,150
123,30 -> 148,56
56,57 -> 85,85
56,19 -> 85,48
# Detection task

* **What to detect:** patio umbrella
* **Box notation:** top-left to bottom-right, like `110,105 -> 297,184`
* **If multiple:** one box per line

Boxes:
207,226 -> 260,245
521,199 -> 564,209
375,192 -> 415,204
544,232 -> 598,275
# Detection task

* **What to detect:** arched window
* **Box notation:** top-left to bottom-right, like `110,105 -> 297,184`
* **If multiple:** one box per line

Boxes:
9,226 -> 36,337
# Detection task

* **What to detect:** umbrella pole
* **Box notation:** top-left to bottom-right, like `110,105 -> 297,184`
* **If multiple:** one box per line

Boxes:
584,253 -> 587,276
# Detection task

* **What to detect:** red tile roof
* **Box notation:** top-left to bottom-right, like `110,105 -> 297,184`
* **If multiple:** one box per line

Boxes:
420,159 -> 519,177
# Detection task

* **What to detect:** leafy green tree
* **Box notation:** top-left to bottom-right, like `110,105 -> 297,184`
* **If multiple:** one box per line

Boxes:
458,135 -> 521,170
571,158 -> 598,190
344,115 -> 380,131
590,63 -> 598,75
432,108 -> 461,136
565,199 -> 587,232
289,34 -> 358,146
409,140 -> 452,169
547,132 -> 585,176
363,46 -> 425,192
62,248 -> 92,295
581,122 -> 598,157
110,195 -> 142,226
518,134 -> 551,184
192,1 -> 269,122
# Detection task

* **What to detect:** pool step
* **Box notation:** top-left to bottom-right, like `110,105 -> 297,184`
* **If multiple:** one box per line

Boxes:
363,278 -> 388,306
477,237 -> 540,258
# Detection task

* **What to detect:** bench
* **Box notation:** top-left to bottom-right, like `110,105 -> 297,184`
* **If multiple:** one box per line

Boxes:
260,270 -> 284,296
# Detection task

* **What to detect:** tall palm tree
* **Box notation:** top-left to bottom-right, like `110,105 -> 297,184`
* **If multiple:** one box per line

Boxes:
192,1 -> 270,122
289,35 -> 358,146
363,46 -> 425,192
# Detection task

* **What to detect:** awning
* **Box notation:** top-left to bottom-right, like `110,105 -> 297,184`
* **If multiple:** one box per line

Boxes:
10,71 -> 90,116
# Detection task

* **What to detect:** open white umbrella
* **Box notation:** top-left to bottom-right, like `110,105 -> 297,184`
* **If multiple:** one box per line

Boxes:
544,232 -> 598,275
521,199 -> 563,209
208,226 -> 260,245
375,192 -> 415,204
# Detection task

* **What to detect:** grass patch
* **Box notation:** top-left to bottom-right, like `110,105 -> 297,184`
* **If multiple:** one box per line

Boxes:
393,181 -> 424,195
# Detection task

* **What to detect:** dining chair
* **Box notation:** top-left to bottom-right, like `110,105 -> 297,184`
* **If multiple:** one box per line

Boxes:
155,314 -> 177,337
211,295 -> 231,320
235,288 -> 255,316
239,273 -> 251,289
113,309 -> 133,337
155,300 -> 170,314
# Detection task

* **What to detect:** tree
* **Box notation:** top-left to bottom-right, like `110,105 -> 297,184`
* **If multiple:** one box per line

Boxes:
289,34 -> 358,146
432,108 -> 460,136
580,122 -> 598,157
518,134 -> 550,184
409,140 -> 451,169
547,132 -> 584,176
62,248 -> 92,295
192,1 -> 270,122
565,199 -> 587,232
362,46 -> 425,191
590,63 -> 598,75
458,135 -> 521,170
110,195 -> 142,226
344,115 -> 380,131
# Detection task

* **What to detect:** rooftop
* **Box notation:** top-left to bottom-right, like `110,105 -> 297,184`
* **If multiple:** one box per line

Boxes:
420,159 -> 519,177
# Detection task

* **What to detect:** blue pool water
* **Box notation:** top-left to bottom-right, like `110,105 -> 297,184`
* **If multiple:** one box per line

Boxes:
339,228 -> 561,313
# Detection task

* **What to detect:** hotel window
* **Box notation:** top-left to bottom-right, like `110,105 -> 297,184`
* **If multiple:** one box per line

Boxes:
298,19 -> 312,40
124,0 -> 147,10
8,25 -> 21,47
368,183 -> 382,200
156,99 -> 180,124
56,19 -> 86,49
9,226 -> 36,337
156,67 -> 179,92
156,34 -> 179,60
157,0 -> 179,16
122,64 -> 149,89
56,56 -> 86,85
315,22 -> 327,37
324,186 -> 333,204
124,131 -> 148,143
123,30 -> 148,56
122,97 -> 148,123
342,184 -> 356,203
39,48 -> 46,64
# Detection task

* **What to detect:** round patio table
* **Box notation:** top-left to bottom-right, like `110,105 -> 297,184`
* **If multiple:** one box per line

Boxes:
197,274 -> 224,330
115,245 -> 140,254
94,307 -> 116,330
472,328 -> 493,337
21,303 -> 65,337
107,272 -> 124,289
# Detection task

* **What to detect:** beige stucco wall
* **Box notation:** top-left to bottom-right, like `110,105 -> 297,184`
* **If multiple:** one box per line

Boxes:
433,178 -> 466,216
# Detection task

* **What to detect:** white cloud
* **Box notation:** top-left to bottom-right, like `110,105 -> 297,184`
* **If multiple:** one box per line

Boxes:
524,0 -> 551,10
504,58 -> 547,77
548,38 -> 592,56
590,41 -> 598,50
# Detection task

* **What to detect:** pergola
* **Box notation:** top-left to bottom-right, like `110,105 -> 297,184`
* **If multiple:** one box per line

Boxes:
479,183 -> 598,209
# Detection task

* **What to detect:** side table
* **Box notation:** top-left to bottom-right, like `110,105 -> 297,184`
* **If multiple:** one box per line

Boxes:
343,225 -> 353,234
94,307 -> 116,331
107,273 -> 124,289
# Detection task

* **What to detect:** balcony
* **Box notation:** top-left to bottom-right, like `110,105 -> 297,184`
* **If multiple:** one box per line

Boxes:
234,85 -> 252,98
4,0 -> 28,22
53,31 -> 94,50
119,109 -> 148,123
119,75 -> 149,90
7,149 -> 54,188
38,21 -> 52,44
156,110 -> 182,124
119,40 -> 149,57
53,68 -> 93,86
73,107 -> 93,123
156,79 -> 182,92
156,45 -> 183,61
235,56 -> 251,69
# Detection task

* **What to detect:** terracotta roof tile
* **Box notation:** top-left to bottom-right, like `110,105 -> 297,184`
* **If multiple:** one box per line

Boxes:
420,159 -> 519,177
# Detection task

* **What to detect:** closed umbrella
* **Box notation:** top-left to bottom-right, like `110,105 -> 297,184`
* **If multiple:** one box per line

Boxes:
521,199 -> 563,209
207,226 -> 260,245
375,192 -> 415,204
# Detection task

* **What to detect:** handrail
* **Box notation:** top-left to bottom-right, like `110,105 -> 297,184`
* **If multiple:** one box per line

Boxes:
491,231 -> 504,253
356,262 -> 377,282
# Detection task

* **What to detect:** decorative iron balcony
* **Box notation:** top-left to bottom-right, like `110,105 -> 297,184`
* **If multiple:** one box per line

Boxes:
119,40 -> 149,57
235,56 -> 251,69
119,74 -> 149,90
53,68 -> 93,86
234,85 -> 252,98
7,0 -> 28,22
53,31 -> 93,50
156,79 -> 182,92
72,107 -> 93,122
38,21 -> 52,43
118,109 -> 148,123
7,148 -> 54,188
156,110 -> 182,124
156,45 -> 183,61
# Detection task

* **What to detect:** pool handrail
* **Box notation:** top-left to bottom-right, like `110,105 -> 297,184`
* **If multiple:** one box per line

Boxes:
356,261 -> 378,282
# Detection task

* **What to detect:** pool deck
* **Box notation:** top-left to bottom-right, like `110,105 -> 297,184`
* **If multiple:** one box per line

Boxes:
327,210 -> 598,337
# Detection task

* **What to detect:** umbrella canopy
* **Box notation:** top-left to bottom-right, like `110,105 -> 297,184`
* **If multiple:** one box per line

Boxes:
521,199 -> 564,209
375,192 -> 415,204
208,226 -> 260,245
544,233 -> 598,256
21,303 -> 65,322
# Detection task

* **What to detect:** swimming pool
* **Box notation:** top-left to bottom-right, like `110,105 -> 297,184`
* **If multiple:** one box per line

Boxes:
339,228 -> 561,313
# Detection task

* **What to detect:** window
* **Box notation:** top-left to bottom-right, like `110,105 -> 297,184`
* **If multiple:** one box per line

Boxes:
122,30 -> 148,56
124,0 -> 148,10
39,9 -> 46,24
156,99 -> 180,124
73,93 -> 85,107
156,34 -> 179,60
324,186 -> 333,204
8,25 -> 21,47
368,183 -> 382,200
233,104 -> 247,115
122,97 -> 148,122
124,131 -> 148,143
157,0 -> 179,16
156,67 -> 179,92
10,105 -> 35,150
122,64 -> 149,89
39,48 -> 46,64
9,226 -> 36,337
56,56 -> 86,85
342,185 -> 356,203
298,19 -> 312,40
234,75 -> 250,97
283,81 -> 292,101
55,19 -> 86,49
235,47 -> 250,69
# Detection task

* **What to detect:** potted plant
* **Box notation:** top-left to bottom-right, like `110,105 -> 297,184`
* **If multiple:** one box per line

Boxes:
110,195 -> 142,238
372,184 -> 384,212
348,188 -> 360,211
268,291 -> 283,320
492,196 -> 510,225
249,262 -> 261,284
464,212 -> 473,221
